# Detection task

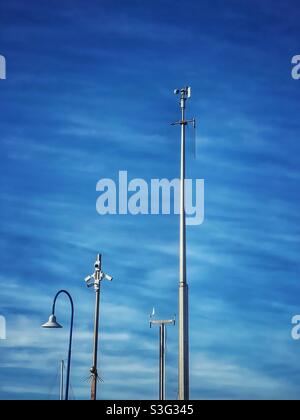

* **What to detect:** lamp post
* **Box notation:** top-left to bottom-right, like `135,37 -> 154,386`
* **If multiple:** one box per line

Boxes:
42,290 -> 74,401
60,360 -> 65,401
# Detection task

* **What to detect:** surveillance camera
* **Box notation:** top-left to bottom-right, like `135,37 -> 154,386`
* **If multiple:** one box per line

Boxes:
94,262 -> 101,270
85,275 -> 95,288
101,272 -> 112,282
174,89 -> 180,95
104,274 -> 113,282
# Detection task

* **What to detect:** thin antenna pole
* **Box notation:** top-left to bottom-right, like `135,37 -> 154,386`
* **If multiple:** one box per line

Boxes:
59,360 -> 64,401
173,87 -> 194,400
179,91 -> 189,401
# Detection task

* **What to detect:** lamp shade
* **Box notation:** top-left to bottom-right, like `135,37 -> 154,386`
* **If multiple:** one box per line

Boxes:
42,314 -> 63,329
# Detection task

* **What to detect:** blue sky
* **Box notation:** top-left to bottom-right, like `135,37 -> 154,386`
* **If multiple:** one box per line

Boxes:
1,0 -> 300,400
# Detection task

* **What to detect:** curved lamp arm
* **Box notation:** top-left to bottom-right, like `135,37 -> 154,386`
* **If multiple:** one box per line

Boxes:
51,290 -> 74,401
52,290 -> 74,319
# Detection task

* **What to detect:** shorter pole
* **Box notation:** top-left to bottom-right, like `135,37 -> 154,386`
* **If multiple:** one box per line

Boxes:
150,317 -> 175,401
159,324 -> 166,400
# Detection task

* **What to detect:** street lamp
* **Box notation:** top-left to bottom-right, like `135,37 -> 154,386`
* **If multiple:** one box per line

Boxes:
42,290 -> 74,401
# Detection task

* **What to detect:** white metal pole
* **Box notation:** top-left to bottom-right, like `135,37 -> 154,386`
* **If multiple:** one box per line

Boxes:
84,254 -> 113,401
91,254 -> 101,401
178,90 -> 189,401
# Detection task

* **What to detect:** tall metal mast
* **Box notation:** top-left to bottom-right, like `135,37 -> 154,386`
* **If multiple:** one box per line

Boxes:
84,254 -> 113,400
172,86 -> 194,400
150,315 -> 175,400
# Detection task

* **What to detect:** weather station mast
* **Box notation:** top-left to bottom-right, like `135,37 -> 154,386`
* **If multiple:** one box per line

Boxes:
172,86 -> 196,400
